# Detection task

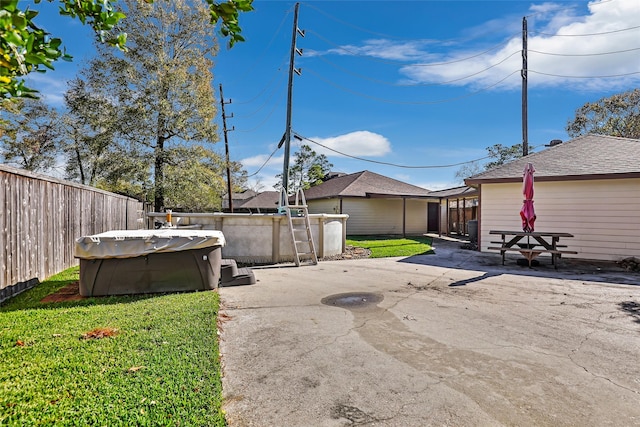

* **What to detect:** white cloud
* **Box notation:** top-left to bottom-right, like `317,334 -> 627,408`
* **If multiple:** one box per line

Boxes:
304,130 -> 392,158
239,131 -> 391,188
308,39 -> 438,62
405,0 -> 640,90
316,0 -> 640,92
24,73 -> 69,107
240,153 -> 284,192
240,153 -> 283,169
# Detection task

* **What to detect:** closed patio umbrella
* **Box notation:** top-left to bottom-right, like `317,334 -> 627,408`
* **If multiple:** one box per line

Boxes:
520,163 -> 536,233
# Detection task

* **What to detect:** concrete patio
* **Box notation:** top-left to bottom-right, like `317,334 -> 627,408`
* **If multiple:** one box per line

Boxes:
219,237 -> 640,426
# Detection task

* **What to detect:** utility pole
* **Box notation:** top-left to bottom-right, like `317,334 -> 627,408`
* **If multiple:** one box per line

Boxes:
522,16 -> 529,156
219,83 -> 235,212
281,2 -> 304,208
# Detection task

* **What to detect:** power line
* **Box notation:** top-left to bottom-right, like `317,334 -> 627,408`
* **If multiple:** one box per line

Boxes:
529,46 -> 640,57
307,28 -> 514,66
230,55 -> 288,106
235,91 -> 286,133
304,67 -> 521,105
223,7 -> 293,86
233,77 -> 287,119
246,144 -> 281,178
239,1 -> 639,182
295,133 -> 491,169
302,2 -> 417,41
530,24 -> 640,37
304,1 -> 521,44
313,48 -> 521,87
529,69 -> 640,79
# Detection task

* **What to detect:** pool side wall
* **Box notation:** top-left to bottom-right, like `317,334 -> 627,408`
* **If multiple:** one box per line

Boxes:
146,213 -> 349,264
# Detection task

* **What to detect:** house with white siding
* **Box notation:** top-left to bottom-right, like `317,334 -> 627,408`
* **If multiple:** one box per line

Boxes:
465,134 -> 640,262
302,170 -> 434,236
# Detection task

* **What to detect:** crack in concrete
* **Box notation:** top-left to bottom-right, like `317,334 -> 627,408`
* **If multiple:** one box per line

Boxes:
568,309 -> 640,395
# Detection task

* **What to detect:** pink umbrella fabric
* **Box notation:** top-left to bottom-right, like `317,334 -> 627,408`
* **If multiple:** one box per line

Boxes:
520,163 -> 536,233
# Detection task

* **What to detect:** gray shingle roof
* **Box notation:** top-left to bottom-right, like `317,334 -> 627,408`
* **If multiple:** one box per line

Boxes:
465,134 -> 640,184
303,170 -> 431,200
222,190 -> 258,209
426,186 -> 478,198
238,191 -> 280,209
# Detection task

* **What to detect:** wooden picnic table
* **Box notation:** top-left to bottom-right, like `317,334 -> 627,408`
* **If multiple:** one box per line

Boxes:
488,230 -> 577,268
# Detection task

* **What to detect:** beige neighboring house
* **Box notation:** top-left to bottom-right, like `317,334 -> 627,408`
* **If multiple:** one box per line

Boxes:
222,190 -> 280,213
465,134 -> 640,262
222,190 -> 257,212
302,170 -> 433,236
237,191 -> 280,213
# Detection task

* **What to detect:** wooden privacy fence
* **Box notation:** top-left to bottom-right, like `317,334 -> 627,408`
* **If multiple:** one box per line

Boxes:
0,164 -> 145,303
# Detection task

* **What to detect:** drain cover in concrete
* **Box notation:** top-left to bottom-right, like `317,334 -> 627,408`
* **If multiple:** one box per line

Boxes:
321,292 -> 383,308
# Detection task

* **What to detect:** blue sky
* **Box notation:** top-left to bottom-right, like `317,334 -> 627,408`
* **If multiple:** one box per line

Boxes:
26,0 -> 640,191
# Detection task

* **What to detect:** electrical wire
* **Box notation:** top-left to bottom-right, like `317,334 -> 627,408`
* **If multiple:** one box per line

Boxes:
223,7 -> 292,86
313,48 -> 521,87
302,2 -> 418,41
303,1 -> 521,45
529,46 -> 640,57
294,133 -> 491,169
307,29 -> 515,66
239,1 -> 638,180
529,69 -> 640,79
304,67 -> 521,105
530,25 -> 640,37
235,91 -> 287,133
233,76 -> 287,119
230,55 -> 289,106
245,144 -> 281,177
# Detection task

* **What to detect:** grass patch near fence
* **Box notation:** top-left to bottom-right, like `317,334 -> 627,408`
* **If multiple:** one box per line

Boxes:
0,267 -> 226,426
346,235 -> 434,258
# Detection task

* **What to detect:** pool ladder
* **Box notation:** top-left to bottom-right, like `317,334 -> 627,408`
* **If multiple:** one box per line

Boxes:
281,188 -> 318,266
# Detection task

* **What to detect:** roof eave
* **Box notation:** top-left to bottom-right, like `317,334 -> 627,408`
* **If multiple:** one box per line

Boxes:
466,172 -> 640,185
365,192 -> 433,199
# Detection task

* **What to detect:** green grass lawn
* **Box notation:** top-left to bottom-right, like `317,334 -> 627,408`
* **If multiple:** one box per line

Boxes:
0,267 -> 226,426
346,235 -> 434,258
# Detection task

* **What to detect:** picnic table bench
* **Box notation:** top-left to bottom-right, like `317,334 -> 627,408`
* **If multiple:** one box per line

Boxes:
488,230 -> 578,268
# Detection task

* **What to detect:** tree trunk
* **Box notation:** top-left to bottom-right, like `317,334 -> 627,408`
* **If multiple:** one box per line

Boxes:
75,147 -> 87,184
154,136 -> 165,212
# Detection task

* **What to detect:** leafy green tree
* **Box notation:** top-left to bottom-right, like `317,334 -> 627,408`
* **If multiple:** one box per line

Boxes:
0,97 -> 61,171
455,143 -> 531,181
67,0 -> 223,211
483,143 -> 526,170
566,89 -> 640,139
62,77 -> 122,186
0,0 -> 253,98
163,145 -> 248,212
454,160 -> 482,182
63,75 -> 152,200
164,145 -> 225,212
0,98 -> 19,137
228,158 -> 249,193
92,149 -> 152,201
275,144 -> 333,194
